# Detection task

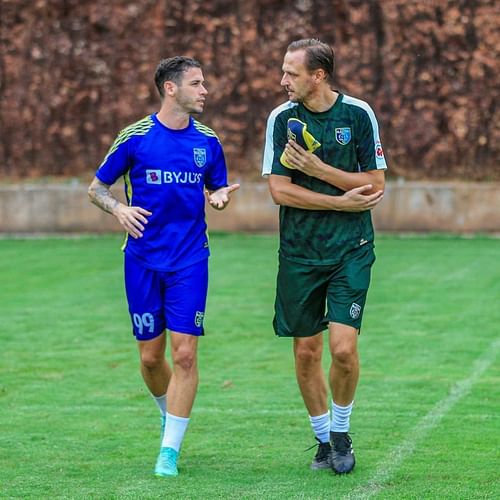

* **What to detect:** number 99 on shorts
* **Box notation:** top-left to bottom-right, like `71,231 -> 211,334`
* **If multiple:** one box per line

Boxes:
133,312 -> 155,336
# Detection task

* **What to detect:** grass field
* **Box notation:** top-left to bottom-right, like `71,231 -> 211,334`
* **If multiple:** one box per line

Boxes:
0,233 -> 499,499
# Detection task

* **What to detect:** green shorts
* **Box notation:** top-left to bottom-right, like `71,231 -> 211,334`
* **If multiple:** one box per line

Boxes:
273,244 -> 376,337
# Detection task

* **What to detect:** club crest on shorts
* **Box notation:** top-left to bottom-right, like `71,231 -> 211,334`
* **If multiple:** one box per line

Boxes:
335,127 -> 352,145
194,311 -> 205,327
350,302 -> 361,319
193,148 -> 207,168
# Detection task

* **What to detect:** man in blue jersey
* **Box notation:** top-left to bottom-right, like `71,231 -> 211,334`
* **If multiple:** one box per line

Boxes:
88,56 -> 239,477
262,39 -> 386,474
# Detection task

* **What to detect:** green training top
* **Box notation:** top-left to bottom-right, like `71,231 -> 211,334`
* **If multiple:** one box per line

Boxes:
262,93 -> 388,265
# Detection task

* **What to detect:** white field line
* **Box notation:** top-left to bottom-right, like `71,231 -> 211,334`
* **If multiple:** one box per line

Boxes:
344,337 -> 500,500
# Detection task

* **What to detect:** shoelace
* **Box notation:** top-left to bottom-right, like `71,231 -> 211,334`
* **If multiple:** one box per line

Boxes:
331,433 -> 352,455
305,438 -> 331,460
161,449 -> 177,467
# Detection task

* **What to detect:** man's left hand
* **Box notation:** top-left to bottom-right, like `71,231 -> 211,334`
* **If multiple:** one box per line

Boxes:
207,184 -> 240,210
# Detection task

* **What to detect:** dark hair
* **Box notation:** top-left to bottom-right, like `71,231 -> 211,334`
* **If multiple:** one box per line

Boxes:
154,56 -> 202,97
287,39 -> 335,84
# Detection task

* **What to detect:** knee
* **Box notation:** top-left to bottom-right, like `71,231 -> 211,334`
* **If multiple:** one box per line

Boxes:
172,346 -> 197,373
140,350 -> 164,371
295,344 -> 322,368
330,345 -> 357,370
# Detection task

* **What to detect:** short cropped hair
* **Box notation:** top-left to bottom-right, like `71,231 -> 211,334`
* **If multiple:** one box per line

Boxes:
287,39 -> 335,85
154,56 -> 202,97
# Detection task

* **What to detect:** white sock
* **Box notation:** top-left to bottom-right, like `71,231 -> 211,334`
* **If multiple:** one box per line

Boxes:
151,393 -> 167,416
161,413 -> 190,452
309,412 -> 330,443
330,401 -> 354,433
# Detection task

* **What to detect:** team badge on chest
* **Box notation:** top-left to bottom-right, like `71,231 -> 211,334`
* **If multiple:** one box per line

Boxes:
335,127 -> 352,145
193,148 -> 207,168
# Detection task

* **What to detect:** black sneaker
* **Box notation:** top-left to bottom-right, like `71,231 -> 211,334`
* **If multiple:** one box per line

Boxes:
330,432 -> 355,474
309,438 -> 332,470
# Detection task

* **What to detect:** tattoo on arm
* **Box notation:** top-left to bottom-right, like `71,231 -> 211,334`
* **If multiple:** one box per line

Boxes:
88,179 -> 120,215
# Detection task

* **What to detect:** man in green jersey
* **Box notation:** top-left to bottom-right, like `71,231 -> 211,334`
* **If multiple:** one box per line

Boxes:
262,38 -> 386,474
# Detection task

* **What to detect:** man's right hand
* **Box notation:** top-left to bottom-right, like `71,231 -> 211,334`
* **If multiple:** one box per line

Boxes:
113,204 -> 152,239
338,184 -> 384,212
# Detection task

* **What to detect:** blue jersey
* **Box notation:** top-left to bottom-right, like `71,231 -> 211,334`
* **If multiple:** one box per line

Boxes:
96,114 -> 228,271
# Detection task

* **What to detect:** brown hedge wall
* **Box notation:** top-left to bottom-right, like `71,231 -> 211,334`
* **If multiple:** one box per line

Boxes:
0,0 -> 498,180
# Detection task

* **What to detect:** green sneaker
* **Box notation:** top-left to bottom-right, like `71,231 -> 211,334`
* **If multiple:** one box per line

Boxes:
155,447 -> 179,477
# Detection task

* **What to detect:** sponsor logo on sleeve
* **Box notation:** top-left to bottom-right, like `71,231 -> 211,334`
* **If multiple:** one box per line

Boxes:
375,141 -> 384,160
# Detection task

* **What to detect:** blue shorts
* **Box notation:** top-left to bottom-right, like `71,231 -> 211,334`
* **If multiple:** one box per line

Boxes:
124,254 -> 208,341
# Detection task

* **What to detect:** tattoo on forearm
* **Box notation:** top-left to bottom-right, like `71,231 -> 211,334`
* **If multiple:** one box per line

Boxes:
89,183 -> 119,215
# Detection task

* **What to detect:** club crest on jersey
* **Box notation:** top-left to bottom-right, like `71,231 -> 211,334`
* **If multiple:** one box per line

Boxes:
335,127 -> 351,145
193,148 -> 207,168
146,169 -> 162,184
350,302 -> 361,319
194,311 -> 205,327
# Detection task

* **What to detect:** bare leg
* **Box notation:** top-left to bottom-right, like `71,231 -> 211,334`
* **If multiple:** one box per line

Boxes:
138,331 -> 172,397
166,332 -> 199,417
328,322 -> 359,405
293,334 -> 328,416
154,332 -> 198,476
